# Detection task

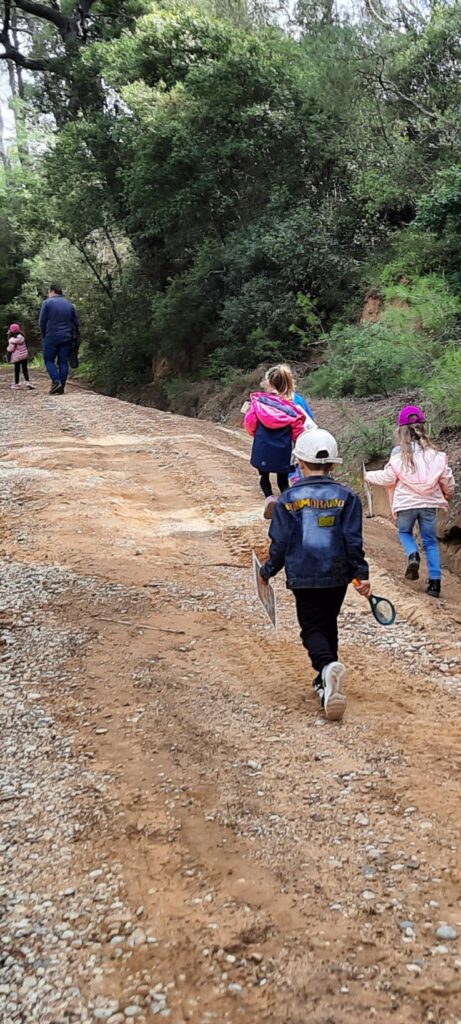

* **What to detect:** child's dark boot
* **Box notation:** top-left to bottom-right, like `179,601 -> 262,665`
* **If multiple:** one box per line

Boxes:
405,552 -> 420,580
426,579 -> 441,598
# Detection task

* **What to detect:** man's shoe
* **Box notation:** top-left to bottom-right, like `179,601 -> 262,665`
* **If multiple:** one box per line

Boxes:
322,662 -> 347,722
405,553 -> 420,580
427,579 -> 441,598
263,496 -> 277,520
50,381 -> 63,395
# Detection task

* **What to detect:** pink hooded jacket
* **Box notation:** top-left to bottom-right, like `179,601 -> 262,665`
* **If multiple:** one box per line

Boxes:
365,444 -> 455,513
244,392 -> 310,440
7,334 -> 28,363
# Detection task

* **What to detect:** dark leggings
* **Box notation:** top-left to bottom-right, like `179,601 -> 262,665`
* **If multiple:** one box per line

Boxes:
294,586 -> 348,673
259,471 -> 289,498
14,360 -> 29,384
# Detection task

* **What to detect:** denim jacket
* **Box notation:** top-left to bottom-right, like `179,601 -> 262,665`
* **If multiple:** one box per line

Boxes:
261,476 -> 369,589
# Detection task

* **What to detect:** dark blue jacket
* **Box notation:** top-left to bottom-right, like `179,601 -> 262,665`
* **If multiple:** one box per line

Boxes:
261,476 -> 369,588
39,296 -> 80,342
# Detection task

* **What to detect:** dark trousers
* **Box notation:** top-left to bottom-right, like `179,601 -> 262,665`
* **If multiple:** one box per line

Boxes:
294,586 -> 347,674
43,337 -> 71,385
259,471 -> 289,498
14,359 -> 29,384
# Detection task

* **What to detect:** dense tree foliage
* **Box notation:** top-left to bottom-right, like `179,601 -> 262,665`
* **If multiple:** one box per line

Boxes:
0,0 -> 460,423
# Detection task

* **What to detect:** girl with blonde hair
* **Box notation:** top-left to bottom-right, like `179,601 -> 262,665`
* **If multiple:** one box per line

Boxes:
244,363 -> 315,519
365,405 -> 455,598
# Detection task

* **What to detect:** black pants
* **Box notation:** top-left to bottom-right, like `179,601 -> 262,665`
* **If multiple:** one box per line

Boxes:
293,586 -> 347,674
14,359 -> 29,384
259,471 -> 289,498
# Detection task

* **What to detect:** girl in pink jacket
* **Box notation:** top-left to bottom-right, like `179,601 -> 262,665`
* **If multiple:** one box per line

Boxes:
244,364 -> 313,519
365,405 -> 455,598
7,323 -> 35,390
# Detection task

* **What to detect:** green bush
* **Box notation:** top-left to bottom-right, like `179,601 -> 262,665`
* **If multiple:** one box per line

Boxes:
92,329 -> 153,395
308,274 -> 461,400
308,321 -> 421,398
424,346 -> 461,429
205,327 -> 282,379
382,275 -> 461,339
342,416 -> 395,464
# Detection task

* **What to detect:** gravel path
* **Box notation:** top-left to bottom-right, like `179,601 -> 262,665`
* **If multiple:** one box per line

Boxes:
1,372 -> 460,1024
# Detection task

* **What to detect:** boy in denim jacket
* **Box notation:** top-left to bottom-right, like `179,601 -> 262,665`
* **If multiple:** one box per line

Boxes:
260,429 -> 370,721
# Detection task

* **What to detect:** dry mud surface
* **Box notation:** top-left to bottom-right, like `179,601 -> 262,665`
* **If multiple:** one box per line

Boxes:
0,372 -> 460,1024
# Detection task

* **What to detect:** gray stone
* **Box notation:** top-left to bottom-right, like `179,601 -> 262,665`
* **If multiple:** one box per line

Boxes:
94,1002 -> 120,1021
127,928 -> 146,948
436,925 -> 458,941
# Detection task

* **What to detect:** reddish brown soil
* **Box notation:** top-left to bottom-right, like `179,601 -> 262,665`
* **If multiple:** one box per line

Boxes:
1,371 -> 461,1023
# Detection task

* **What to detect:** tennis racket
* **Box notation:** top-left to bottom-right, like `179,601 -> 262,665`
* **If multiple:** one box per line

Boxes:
352,579 -> 396,626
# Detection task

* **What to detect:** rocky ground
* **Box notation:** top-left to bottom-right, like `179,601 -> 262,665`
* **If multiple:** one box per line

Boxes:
0,370 -> 460,1024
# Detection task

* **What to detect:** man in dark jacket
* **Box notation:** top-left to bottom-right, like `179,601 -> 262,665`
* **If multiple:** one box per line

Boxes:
260,428 -> 370,722
39,284 -> 80,395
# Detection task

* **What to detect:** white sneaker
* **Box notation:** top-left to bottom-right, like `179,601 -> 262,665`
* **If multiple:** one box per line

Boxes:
263,496 -> 277,520
11,383 -> 20,390
322,662 -> 347,722
26,382 -> 36,389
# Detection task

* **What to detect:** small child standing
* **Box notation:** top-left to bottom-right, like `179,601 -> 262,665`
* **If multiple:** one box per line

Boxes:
7,324 -> 35,390
244,364 -> 314,519
365,405 -> 455,598
260,428 -> 370,721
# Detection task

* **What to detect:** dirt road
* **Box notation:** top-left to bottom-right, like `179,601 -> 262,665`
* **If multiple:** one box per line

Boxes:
1,373 -> 460,1024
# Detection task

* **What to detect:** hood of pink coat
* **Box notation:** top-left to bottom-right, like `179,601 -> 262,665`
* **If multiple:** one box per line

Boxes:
249,392 -> 306,433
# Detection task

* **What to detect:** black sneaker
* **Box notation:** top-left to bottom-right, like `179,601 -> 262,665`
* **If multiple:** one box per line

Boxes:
426,579 -> 441,598
405,553 -> 420,580
50,381 -> 63,395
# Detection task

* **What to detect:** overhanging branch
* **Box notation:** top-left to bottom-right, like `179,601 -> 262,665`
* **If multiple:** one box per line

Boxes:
0,36 -> 47,69
13,0 -> 72,34
378,71 -> 438,120
0,0 -> 101,71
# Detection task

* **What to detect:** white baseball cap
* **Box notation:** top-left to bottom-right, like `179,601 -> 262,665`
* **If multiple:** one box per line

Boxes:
293,428 -> 342,465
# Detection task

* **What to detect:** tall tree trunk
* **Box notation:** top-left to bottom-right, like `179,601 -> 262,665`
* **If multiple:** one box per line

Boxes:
6,18 -> 27,161
11,9 -> 25,100
0,100 -> 6,166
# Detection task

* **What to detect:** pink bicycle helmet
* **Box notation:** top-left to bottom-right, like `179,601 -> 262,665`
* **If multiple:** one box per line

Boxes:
398,404 -> 426,427
8,323 -> 21,334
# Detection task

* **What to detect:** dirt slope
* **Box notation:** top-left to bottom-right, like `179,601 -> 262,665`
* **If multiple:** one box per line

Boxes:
1,371 -> 461,1024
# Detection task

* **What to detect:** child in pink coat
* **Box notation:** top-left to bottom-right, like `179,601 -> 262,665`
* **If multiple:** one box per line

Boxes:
365,405 -> 455,598
244,364 -> 313,519
7,324 -> 35,390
